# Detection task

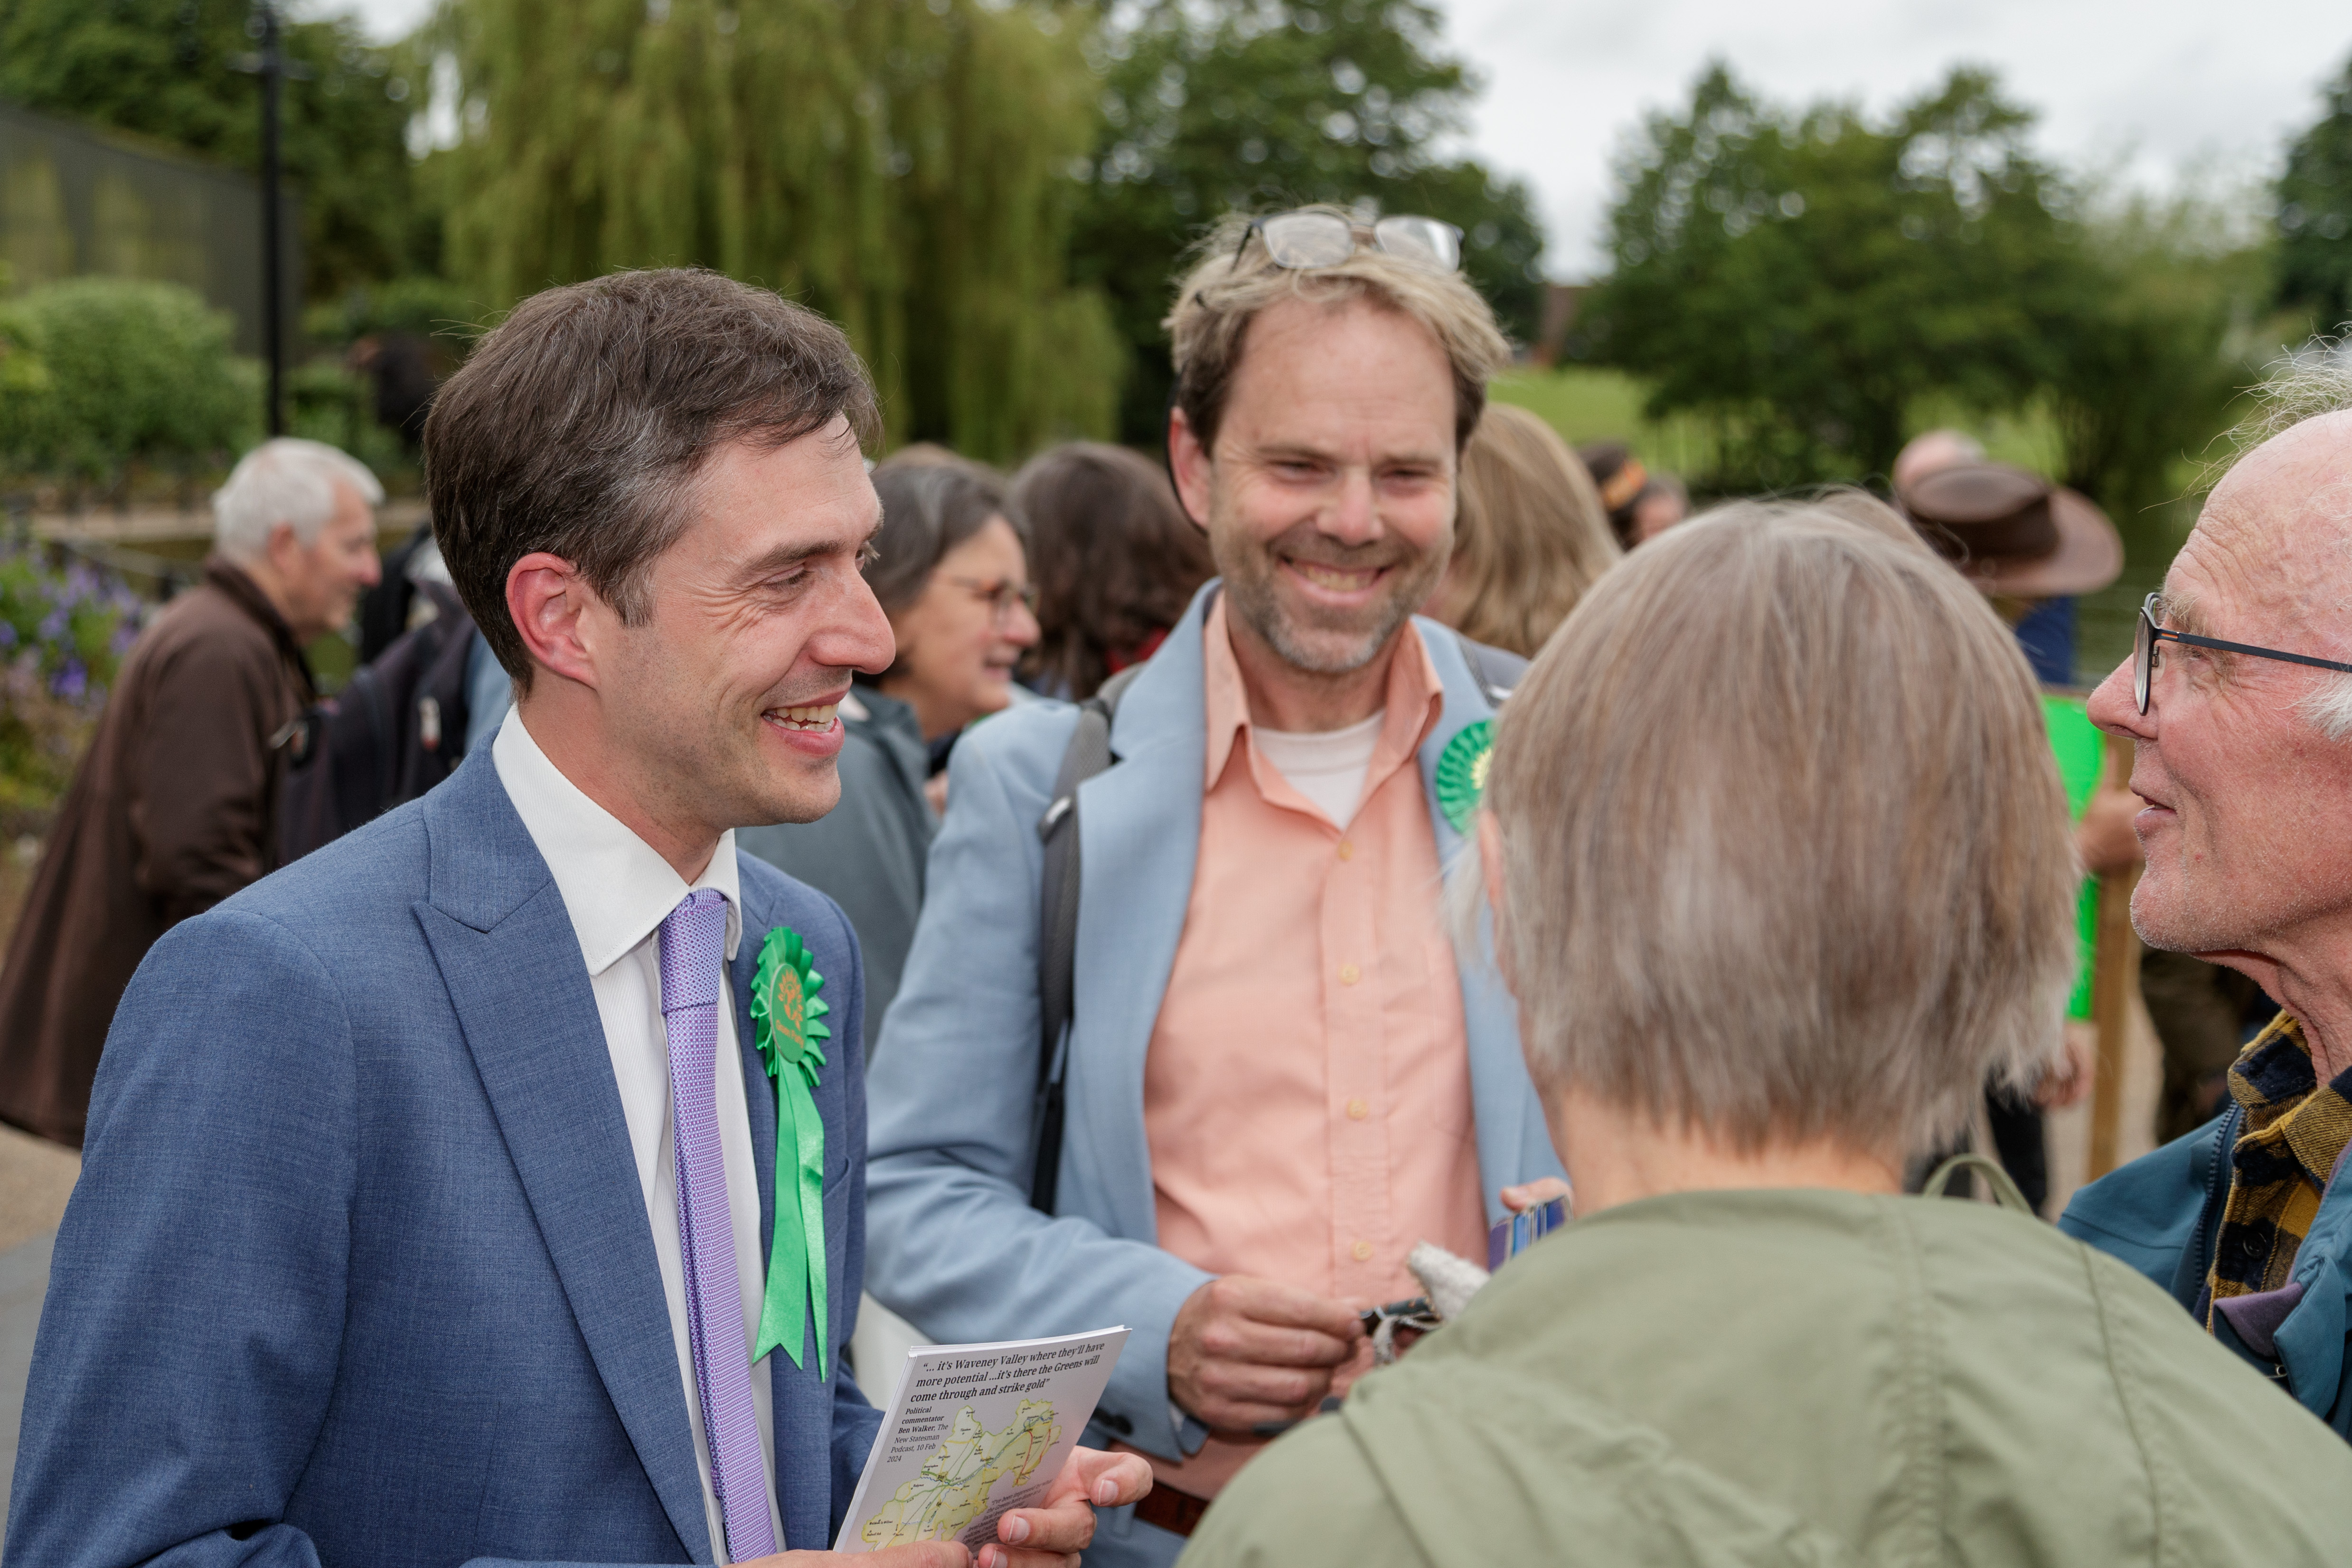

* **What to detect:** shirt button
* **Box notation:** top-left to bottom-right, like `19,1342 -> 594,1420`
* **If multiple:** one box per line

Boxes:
1336,840 -> 1355,861
1352,1240 -> 1375,1262
1345,1097 -> 1369,1121
1338,963 -> 1361,986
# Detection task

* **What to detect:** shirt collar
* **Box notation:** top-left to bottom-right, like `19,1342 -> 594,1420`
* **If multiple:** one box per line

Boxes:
491,704 -> 742,976
1201,595 -> 1447,790
2227,1014 -> 2352,1192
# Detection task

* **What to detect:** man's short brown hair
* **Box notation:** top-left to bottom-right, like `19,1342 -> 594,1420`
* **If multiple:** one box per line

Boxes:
425,268 -> 878,686
1163,208 -> 1511,455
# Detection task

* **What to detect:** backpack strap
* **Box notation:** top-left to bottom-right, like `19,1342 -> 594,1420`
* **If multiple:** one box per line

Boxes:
1451,628 -> 1527,710
1921,1151 -> 2036,1215
1030,662 -> 1145,1212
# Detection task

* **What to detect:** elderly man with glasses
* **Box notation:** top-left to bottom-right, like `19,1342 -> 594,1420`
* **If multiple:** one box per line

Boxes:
859,208 -> 1568,1566
2062,369 -> 2352,1442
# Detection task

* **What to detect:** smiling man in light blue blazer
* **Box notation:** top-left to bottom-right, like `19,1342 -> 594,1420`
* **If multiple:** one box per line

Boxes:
4,270 -> 1146,1568
864,212 -> 1568,1566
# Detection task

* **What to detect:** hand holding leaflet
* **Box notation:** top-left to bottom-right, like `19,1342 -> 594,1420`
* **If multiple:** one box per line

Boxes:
836,1327 -> 1131,1557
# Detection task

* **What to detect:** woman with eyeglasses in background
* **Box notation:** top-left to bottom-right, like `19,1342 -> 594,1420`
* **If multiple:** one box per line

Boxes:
737,452 -> 1039,1061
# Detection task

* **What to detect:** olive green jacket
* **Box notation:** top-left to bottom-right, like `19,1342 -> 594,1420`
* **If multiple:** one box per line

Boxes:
1180,1189 -> 2352,1568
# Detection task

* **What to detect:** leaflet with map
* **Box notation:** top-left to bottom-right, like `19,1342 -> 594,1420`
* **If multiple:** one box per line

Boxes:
834,1325 -> 1131,1555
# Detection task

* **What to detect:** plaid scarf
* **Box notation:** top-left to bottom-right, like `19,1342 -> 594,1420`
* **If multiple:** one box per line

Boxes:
2205,1014 -> 2352,1325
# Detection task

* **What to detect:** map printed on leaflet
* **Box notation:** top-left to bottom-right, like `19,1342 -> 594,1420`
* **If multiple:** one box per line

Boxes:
834,1326 -> 1130,1555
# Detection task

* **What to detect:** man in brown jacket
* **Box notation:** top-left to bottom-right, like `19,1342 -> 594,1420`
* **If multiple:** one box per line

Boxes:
0,438 -> 384,1145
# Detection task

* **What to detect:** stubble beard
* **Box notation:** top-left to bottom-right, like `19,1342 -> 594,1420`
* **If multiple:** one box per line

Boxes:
1215,514 -> 1449,677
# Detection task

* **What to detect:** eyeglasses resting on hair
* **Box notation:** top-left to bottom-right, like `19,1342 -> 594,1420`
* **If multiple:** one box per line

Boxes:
2133,591 -> 2352,714
1232,209 -> 1464,275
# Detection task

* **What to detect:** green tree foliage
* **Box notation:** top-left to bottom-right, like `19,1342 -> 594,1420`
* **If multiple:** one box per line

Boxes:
1069,0 -> 1546,441
2277,55 -> 2352,327
0,0 -> 430,297
428,0 -> 1121,462
2047,190 -> 2262,519
1582,64 -> 2088,491
0,278 -> 259,483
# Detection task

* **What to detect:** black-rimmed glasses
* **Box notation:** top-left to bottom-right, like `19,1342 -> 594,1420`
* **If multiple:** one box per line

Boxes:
1232,210 -> 1464,275
2133,591 -> 2352,714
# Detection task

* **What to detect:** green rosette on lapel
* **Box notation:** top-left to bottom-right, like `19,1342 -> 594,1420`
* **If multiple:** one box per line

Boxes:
1435,717 -> 1495,834
749,926 -> 830,1379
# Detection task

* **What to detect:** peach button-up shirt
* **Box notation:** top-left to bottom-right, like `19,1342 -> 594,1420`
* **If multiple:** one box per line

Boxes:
1139,598 -> 1486,1498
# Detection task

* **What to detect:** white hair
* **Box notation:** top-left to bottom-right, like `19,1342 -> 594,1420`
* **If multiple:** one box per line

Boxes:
212,438 -> 384,563
2230,339 -> 2352,739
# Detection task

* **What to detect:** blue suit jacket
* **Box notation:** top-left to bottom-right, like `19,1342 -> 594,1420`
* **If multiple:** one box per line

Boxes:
3,749 -> 883,1568
864,585 -> 1564,1469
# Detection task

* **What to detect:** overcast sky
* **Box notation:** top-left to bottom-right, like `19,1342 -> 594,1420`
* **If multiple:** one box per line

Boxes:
343,0 -> 2352,278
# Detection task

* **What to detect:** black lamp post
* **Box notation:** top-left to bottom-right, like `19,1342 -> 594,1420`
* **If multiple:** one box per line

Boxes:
260,2 -> 283,436
234,3 -> 305,438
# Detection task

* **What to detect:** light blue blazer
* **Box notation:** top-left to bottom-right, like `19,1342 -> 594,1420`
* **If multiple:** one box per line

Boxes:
4,749 -> 882,1568
864,585 -> 1564,1479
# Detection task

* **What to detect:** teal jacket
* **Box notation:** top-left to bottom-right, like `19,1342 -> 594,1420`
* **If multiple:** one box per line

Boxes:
2060,1106 -> 2352,1439
1183,1189 -> 2352,1568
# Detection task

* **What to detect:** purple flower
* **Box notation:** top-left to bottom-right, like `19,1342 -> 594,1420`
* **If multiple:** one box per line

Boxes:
49,659 -> 87,703
0,622 -> 15,648
36,608 -> 66,643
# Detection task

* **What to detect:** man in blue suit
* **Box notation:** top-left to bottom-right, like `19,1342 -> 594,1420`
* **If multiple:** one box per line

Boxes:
864,211 -> 1568,1565
4,269 -> 1147,1568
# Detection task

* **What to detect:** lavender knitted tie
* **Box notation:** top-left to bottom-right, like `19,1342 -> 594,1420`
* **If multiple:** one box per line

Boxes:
660,889 -> 777,1563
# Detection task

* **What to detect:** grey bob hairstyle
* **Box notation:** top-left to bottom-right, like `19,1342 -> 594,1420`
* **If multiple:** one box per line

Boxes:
1458,499 -> 2078,1156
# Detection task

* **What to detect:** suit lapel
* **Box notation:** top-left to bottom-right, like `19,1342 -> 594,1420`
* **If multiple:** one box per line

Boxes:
735,883 -> 847,1551
417,754 -> 714,1562
1063,590 -> 1213,1242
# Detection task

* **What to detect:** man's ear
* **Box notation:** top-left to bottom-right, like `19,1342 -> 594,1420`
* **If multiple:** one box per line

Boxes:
1168,407 -> 1214,534
506,551 -> 603,693
264,519 -> 302,571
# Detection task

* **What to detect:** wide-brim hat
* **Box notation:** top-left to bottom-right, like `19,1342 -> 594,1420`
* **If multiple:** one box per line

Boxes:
1894,461 -> 2122,598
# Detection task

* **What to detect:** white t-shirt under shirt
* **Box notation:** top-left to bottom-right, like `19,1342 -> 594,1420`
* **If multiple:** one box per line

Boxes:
1250,709 -> 1386,830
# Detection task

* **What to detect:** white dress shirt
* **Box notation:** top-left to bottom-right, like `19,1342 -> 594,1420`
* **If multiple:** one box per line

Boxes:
493,707 -> 783,1560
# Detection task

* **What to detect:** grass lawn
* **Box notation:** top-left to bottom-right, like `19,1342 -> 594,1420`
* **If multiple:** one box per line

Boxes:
1487,367 -> 1717,479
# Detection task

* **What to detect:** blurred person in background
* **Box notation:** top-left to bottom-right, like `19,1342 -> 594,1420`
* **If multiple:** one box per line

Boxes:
1894,438 -> 2134,1210
1017,441 -> 1217,700
738,456 -> 1037,1057
0,438 -> 381,1148
2062,375 -> 2352,1441
1421,404 -> 1621,658
1628,470 -> 1689,541
1181,501 -> 2352,1567
1575,439 -> 1687,548
1894,429 -> 2088,685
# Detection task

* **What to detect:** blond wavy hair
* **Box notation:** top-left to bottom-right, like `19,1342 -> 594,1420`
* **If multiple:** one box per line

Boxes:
1433,404 -> 1622,657
1163,207 -> 1511,453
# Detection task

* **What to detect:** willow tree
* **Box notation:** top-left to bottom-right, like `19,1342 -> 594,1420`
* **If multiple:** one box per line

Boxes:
425,0 -> 1120,459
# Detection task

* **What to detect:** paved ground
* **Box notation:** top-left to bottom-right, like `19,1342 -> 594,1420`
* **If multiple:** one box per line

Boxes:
0,1232 -> 53,1524
0,1127 -> 77,1257
0,1125 -> 76,1526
